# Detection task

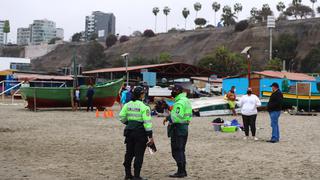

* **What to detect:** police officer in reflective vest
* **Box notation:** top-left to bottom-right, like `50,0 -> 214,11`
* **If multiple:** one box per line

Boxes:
119,86 -> 154,180
164,85 -> 192,178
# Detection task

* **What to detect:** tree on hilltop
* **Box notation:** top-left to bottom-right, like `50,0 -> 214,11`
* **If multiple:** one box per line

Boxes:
212,2 -> 221,26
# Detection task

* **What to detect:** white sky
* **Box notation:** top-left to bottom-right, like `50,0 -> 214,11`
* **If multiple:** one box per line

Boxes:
1,0 -> 317,43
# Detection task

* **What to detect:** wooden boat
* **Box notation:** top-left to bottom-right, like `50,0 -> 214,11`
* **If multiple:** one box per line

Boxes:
190,97 -> 241,116
20,78 -> 123,110
262,91 -> 320,111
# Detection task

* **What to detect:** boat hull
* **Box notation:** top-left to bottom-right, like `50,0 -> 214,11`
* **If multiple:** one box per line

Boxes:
20,79 -> 123,109
191,97 -> 241,116
262,91 -> 320,111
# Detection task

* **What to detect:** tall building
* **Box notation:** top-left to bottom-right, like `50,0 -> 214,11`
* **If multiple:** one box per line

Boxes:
17,27 -> 31,45
85,11 -> 116,41
30,19 -> 57,44
56,28 -> 64,40
17,19 -> 64,45
0,20 -> 5,45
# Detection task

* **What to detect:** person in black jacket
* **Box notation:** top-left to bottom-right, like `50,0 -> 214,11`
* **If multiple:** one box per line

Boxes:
86,85 -> 95,111
267,82 -> 283,143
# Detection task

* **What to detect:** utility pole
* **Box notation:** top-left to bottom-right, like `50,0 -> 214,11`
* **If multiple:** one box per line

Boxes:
121,53 -> 130,86
267,16 -> 275,61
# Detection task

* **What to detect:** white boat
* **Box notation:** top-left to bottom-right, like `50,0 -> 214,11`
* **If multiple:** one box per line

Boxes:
190,97 -> 241,116
191,96 -> 269,116
148,86 -> 171,97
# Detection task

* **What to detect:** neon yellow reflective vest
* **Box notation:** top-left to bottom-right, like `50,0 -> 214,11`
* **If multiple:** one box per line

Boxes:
171,93 -> 192,124
119,100 -> 152,133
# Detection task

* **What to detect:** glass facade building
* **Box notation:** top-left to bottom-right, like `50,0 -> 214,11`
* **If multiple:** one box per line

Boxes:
85,11 -> 116,42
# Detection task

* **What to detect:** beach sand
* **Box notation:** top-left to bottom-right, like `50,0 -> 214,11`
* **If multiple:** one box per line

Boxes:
0,102 -> 319,180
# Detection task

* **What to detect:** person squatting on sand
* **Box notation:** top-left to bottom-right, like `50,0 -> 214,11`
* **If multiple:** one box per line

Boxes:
267,82 -> 283,143
163,85 -> 192,178
238,87 -> 261,141
119,86 -> 154,180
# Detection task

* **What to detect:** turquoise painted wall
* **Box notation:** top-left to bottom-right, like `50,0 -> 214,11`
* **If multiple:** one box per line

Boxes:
222,78 -> 248,95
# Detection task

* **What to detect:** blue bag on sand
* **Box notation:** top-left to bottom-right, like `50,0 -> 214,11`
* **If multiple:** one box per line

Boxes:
231,119 -> 240,127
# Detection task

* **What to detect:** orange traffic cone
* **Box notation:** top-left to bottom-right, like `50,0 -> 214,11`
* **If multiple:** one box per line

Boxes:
95,109 -> 100,118
108,109 -> 114,118
103,109 -> 108,118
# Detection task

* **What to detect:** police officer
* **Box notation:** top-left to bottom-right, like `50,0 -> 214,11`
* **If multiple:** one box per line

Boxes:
164,85 -> 192,178
119,86 -> 154,180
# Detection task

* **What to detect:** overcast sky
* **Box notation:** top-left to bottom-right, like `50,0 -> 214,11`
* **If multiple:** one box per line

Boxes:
1,0 -> 318,43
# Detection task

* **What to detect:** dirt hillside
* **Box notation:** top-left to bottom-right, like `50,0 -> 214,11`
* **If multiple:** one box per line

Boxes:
27,18 -> 320,73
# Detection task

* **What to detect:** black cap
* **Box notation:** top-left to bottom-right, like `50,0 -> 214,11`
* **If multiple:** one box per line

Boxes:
133,86 -> 145,96
270,82 -> 279,88
170,84 -> 183,91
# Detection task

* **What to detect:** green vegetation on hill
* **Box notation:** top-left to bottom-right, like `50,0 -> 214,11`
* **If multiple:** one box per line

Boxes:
198,46 -> 246,77
302,43 -> 320,73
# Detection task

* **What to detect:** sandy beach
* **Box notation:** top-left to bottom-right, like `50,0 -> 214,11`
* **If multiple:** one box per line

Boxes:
0,102 -> 319,180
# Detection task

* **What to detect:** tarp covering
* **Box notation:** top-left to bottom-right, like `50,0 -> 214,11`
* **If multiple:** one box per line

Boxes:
13,73 -> 73,81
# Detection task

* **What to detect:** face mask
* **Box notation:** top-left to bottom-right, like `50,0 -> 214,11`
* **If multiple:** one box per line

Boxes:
234,89 -> 236,92
171,91 -> 178,98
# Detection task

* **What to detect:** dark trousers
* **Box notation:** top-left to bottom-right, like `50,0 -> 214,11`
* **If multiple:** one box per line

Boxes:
86,98 -> 93,111
242,114 -> 257,136
123,130 -> 148,178
171,134 -> 188,167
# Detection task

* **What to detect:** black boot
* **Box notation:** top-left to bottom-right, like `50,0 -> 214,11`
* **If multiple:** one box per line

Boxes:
133,167 -> 148,180
132,177 -> 148,180
182,163 -> 187,177
169,163 -> 186,178
124,166 -> 133,180
124,176 -> 133,180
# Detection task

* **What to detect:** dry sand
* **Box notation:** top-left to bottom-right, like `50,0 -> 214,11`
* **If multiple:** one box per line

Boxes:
0,102 -> 320,180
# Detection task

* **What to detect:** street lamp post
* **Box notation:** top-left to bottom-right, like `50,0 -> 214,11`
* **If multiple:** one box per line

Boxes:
121,53 -> 129,86
246,51 -> 251,87
241,46 -> 252,88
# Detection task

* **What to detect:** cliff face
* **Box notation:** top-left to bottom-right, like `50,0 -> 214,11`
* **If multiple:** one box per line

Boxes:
0,46 -> 25,58
31,18 -> 320,73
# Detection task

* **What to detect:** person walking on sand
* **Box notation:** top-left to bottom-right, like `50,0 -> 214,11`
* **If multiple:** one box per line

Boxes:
73,86 -> 81,111
238,88 -> 261,141
163,85 -> 192,178
119,86 -> 154,180
227,86 -> 237,116
86,84 -> 95,112
267,82 -> 283,143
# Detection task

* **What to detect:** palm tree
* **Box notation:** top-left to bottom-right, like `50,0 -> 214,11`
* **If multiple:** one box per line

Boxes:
292,0 -> 302,6
163,6 -> 171,32
194,2 -> 202,19
311,0 -> 317,17
276,2 -> 286,12
234,3 -> 243,15
212,2 -> 221,26
182,8 -> 190,29
152,7 -> 160,32
261,4 -> 273,22
3,20 -> 10,45
221,5 -> 236,26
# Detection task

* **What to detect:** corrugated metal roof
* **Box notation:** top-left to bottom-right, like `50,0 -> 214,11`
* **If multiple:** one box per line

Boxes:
254,71 -> 315,81
13,73 -> 73,81
82,62 -> 181,74
191,77 -> 223,83
0,69 -> 17,76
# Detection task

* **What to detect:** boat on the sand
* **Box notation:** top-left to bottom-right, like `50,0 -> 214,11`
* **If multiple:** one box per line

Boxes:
20,78 -> 123,110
